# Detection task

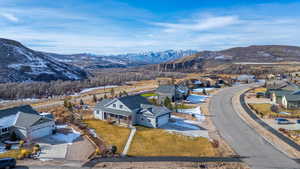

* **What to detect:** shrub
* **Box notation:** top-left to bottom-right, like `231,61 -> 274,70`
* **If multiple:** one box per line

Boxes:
5,144 -> 12,150
19,140 -> 25,147
20,149 -> 31,158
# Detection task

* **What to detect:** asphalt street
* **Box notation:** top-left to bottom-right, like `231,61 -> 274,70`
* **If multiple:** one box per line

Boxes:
209,84 -> 300,169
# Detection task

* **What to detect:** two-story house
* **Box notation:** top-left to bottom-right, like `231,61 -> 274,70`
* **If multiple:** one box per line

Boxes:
156,84 -> 189,103
94,95 -> 171,128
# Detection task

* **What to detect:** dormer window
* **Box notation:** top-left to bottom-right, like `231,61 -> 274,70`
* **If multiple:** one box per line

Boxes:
119,105 -> 123,109
113,104 -> 116,108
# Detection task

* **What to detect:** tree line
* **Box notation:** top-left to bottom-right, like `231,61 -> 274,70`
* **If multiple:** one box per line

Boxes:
0,70 -> 184,99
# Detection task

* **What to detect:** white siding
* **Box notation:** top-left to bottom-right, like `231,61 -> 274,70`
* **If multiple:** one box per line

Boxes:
29,121 -> 55,140
157,114 -> 170,127
107,100 -> 131,112
94,110 -> 104,120
136,113 -> 156,128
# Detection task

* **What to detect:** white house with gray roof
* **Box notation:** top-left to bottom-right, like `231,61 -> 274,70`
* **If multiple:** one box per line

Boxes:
94,95 -> 171,128
0,105 -> 55,141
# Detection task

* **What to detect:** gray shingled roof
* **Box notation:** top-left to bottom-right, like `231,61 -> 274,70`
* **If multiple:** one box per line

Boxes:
140,104 -> 171,117
118,95 -> 150,110
95,99 -> 113,109
285,95 -> 300,101
0,105 -> 39,119
14,112 -> 52,129
272,90 -> 293,97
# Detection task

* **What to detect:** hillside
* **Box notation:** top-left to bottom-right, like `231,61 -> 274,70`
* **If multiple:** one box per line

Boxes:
0,38 -> 88,82
158,45 -> 300,74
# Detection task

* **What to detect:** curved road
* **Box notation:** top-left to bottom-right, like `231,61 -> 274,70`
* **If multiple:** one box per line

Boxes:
210,84 -> 299,169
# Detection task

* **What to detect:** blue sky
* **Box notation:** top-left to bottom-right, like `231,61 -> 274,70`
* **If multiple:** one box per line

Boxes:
0,0 -> 300,54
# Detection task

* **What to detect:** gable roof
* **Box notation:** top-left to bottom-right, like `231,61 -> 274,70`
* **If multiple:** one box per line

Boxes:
284,95 -> 300,102
0,105 -> 52,129
118,95 -> 150,110
156,85 -> 175,94
14,112 -> 52,129
95,99 -> 113,109
0,105 -> 39,119
156,85 -> 188,94
140,104 -> 171,117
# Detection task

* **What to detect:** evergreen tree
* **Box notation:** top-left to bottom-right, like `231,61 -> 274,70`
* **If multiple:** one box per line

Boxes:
202,88 -> 207,95
80,99 -> 84,105
63,99 -> 69,108
92,94 -> 97,103
110,88 -> 115,97
164,97 -> 173,110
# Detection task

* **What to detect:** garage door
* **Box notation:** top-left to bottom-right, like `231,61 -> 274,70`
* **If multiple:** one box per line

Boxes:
157,114 -> 170,127
29,126 -> 52,140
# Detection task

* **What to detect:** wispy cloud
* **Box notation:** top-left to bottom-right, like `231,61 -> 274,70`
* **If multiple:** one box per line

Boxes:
0,13 -> 19,22
152,15 -> 239,32
0,1 -> 299,54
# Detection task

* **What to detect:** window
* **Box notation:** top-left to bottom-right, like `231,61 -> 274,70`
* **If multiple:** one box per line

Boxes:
113,104 -> 116,108
119,105 -> 123,109
96,110 -> 100,114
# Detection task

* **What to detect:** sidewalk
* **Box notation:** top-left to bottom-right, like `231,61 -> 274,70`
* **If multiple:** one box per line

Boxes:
121,127 -> 136,156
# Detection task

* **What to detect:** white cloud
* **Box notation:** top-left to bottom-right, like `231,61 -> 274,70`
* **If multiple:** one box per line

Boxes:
0,13 -> 19,22
152,15 -> 239,32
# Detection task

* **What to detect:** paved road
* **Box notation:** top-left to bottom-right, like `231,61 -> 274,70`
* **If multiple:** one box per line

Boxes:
210,84 -> 300,169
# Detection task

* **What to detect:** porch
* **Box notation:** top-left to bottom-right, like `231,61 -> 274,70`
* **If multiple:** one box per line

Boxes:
103,112 -> 132,127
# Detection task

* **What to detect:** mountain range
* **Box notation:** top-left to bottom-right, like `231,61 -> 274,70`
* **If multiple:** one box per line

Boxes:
52,50 -> 198,69
1,37 -> 300,82
158,45 -> 300,74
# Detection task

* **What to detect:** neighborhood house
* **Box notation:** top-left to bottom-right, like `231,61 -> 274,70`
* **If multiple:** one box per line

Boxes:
156,84 -> 189,103
0,105 -> 55,141
266,81 -> 300,109
94,95 -> 171,128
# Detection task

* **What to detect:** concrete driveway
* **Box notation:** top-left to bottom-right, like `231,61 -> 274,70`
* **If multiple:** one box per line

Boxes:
35,125 -> 81,160
161,116 -> 209,138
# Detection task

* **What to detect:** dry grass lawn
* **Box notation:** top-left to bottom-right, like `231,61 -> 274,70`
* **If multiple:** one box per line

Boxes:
84,120 -> 130,153
0,149 -> 19,159
249,103 -> 300,118
253,87 -> 267,93
128,127 -> 216,157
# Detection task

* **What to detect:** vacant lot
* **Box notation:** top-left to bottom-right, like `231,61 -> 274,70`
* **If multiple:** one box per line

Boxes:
84,120 -> 130,153
128,127 -> 216,157
249,103 -> 300,118
252,87 -> 267,93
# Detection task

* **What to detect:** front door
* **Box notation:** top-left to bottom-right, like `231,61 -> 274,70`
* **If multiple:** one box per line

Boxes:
104,112 -> 107,120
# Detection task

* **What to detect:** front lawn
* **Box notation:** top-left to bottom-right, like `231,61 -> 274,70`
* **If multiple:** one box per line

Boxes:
140,93 -> 158,97
128,127 -> 216,157
249,103 -> 300,118
84,120 -> 131,153
253,87 -> 267,93
0,149 -> 19,159
175,104 -> 197,109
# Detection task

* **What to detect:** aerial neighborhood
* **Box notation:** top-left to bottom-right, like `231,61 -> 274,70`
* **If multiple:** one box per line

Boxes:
1,1 -> 300,168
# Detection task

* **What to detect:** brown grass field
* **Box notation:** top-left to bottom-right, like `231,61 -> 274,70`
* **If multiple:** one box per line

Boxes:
128,127 -> 216,157
84,120 -> 131,153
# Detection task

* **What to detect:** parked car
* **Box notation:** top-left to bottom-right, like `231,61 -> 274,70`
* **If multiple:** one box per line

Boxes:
256,92 -> 265,98
0,158 -> 16,169
275,118 -> 290,124
278,112 -> 290,115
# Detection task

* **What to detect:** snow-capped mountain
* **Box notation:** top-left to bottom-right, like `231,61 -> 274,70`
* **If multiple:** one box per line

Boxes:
52,50 -> 198,69
0,38 -> 88,82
